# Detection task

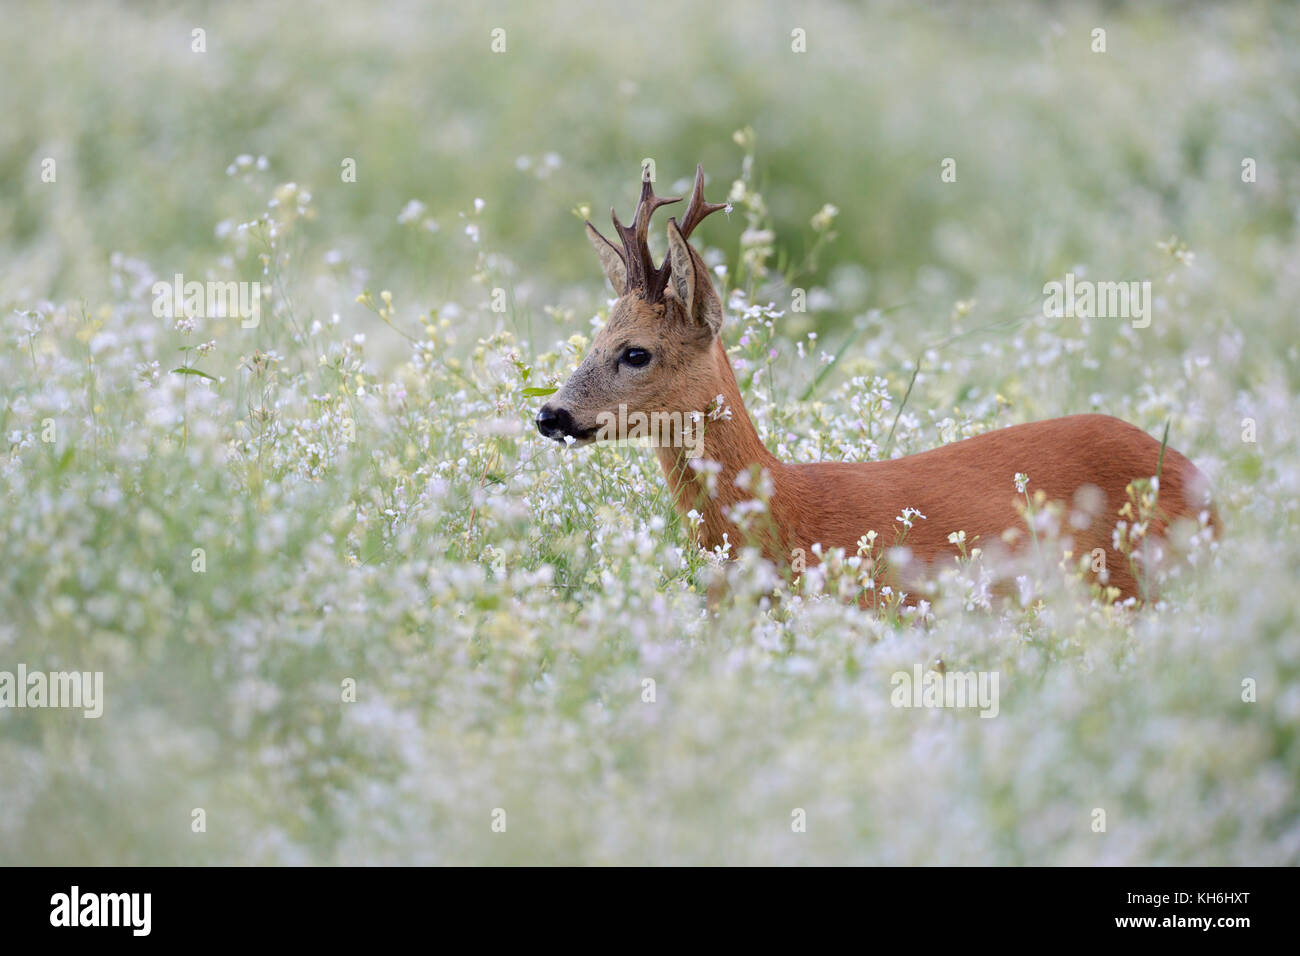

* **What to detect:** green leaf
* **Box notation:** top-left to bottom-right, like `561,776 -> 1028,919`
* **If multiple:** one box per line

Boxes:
170,366 -> 216,381
521,386 -> 557,397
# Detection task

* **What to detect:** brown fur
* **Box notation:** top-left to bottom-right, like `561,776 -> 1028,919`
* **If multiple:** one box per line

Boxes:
652,339 -> 1215,600
539,175 -> 1216,603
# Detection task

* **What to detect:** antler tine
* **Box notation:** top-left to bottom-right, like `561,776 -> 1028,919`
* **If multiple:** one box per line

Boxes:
612,173 -> 680,299
636,173 -> 682,235
676,164 -> 727,239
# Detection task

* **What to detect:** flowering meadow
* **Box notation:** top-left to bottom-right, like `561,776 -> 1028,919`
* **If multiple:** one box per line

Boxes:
2,1 -> 1298,864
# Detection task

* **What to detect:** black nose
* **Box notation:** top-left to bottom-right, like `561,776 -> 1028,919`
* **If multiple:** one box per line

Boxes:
536,404 -> 573,440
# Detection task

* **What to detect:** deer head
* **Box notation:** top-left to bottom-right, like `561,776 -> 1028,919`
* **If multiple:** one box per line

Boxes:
536,164 -> 728,448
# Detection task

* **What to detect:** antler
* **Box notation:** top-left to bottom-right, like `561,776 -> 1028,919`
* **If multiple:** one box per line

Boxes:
586,163 -> 726,302
675,163 -> 727,240
610,168 -> 680,301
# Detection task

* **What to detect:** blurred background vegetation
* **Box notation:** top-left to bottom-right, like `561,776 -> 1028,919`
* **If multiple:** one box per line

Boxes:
5,0 -> 1298,348
3,0 -> 1299,865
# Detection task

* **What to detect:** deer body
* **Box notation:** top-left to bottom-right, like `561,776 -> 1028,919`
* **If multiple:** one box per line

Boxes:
538,165 -> 1214,601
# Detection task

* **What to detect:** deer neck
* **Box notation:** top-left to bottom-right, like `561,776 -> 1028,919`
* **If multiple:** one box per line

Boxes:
655,338 -> 791,557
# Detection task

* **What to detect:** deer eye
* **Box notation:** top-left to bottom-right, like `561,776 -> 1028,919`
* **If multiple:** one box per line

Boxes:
622,347 -> 651,368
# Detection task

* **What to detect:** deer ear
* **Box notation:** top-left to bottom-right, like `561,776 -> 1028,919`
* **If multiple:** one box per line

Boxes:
666,218 -> 722,336
585,222 -> 627,296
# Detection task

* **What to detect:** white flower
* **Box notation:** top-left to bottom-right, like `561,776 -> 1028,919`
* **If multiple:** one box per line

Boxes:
811,204 -> 839,232
896,508 -> 927,529
397,200 -> 427,224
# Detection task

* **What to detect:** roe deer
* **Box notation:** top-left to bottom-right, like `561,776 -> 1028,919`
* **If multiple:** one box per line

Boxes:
536,165 -> 1216,602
